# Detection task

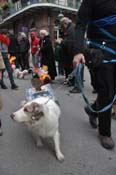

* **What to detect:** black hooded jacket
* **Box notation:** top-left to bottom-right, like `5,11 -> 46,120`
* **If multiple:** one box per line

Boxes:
74,0 -> 116,55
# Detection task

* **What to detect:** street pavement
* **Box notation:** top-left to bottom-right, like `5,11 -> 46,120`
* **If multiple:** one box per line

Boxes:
0,68 -> 116,175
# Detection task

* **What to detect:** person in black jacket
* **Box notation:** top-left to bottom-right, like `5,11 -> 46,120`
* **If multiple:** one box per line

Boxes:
73,0 -> 116,149
19,32 -> 30,70
8,31 -> 20,69
57,17 -> 75,85
39,30 -> 57,80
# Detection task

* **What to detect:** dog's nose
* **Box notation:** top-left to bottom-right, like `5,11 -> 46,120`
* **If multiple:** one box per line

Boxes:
10,113 -> 15,119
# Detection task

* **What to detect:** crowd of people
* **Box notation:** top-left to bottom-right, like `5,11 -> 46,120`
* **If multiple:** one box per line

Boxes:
0,29 -> 58,89
0,24 -> 82,92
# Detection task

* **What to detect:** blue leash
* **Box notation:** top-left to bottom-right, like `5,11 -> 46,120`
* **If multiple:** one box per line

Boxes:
75,63 -> 116,113
91,15 -> 116,27
88,15 -> 116,56
76,15 -> 116,113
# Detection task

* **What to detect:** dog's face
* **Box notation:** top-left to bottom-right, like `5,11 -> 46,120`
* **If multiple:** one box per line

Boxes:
11,102 -> 44,123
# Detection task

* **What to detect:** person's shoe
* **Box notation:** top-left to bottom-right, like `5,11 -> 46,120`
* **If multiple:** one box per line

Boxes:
1,83 -> 8,89
69,87 -> 81,93
99,135 -> 115,149
11,84 -> 18,90
84,106 -> 98,129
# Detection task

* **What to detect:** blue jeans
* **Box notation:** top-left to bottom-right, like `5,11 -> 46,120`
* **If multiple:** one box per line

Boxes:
2,53 -> 15,86
75,64 -> 84,88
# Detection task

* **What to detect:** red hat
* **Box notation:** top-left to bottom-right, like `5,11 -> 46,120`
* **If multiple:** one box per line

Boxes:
30,32 -> 36,37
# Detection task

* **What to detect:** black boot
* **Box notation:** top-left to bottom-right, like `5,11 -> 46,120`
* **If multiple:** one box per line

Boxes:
11,84 -> 18,90
0,82 -> 8,89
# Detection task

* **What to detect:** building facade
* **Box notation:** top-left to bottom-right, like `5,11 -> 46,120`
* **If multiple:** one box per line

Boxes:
0,0 -> 81,40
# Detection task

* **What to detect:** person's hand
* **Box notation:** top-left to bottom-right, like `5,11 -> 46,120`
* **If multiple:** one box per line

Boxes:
73,53 -> 85,67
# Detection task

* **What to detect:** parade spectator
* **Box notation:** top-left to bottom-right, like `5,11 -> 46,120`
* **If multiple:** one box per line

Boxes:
0,29 -> 18,90
19,32 -> 30,70
73,0 -> 116,149
30,32 -> 40,68
8,31 -> 20,69
57,17 -> 75,85
54,39 -> 64,75
39,30 -> 57,80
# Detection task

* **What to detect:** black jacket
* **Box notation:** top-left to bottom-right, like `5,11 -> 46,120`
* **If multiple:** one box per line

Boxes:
19,38 -> 30,53
74,0 -> 116,55
39,35 -> 57,79
8,34 -> 19,55
60,22 -> 75,64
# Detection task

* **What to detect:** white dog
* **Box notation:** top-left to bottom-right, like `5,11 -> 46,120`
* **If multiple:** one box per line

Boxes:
14,69 -> 28,79
11,97 -> 64,162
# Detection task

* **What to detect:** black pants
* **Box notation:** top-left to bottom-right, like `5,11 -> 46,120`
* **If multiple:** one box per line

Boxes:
20,52 -> 29,70
89,67 -> 99,91
93,62 -> 116,137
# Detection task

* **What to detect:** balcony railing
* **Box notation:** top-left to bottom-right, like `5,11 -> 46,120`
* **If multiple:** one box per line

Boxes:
20,0 -> 80,9
0,0 -> 81,22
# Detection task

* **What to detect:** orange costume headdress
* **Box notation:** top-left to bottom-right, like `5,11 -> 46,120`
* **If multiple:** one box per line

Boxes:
33,65 -> 51,85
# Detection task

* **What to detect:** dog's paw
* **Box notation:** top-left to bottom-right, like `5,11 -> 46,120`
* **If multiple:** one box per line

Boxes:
56,152 -> 65,162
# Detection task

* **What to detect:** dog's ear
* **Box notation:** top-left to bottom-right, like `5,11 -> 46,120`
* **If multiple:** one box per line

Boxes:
31,102 -> 41,114
24,102 -> 43,116
24,104 -> 33,113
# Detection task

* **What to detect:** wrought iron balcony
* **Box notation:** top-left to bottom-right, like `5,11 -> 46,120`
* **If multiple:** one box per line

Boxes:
20,0 -> 80,9
0,0 -> 81,22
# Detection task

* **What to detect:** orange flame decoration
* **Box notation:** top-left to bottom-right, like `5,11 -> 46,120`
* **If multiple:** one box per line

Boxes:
33,66 -> 51,85
8,54 -> 16,65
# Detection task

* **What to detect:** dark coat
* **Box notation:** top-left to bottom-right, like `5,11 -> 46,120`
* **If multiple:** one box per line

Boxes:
74,0 -> 116,55
60,22 -> 75,67
19,38 -> 30,53
39,36 -> 57,80
8,34 -> 19,55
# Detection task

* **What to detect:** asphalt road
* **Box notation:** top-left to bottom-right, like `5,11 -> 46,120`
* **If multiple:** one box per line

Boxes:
0,68 -> 116,175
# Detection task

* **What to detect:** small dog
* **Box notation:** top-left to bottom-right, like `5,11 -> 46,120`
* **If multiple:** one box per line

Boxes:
13,68 -> 28,79
10,97 -> 64,162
